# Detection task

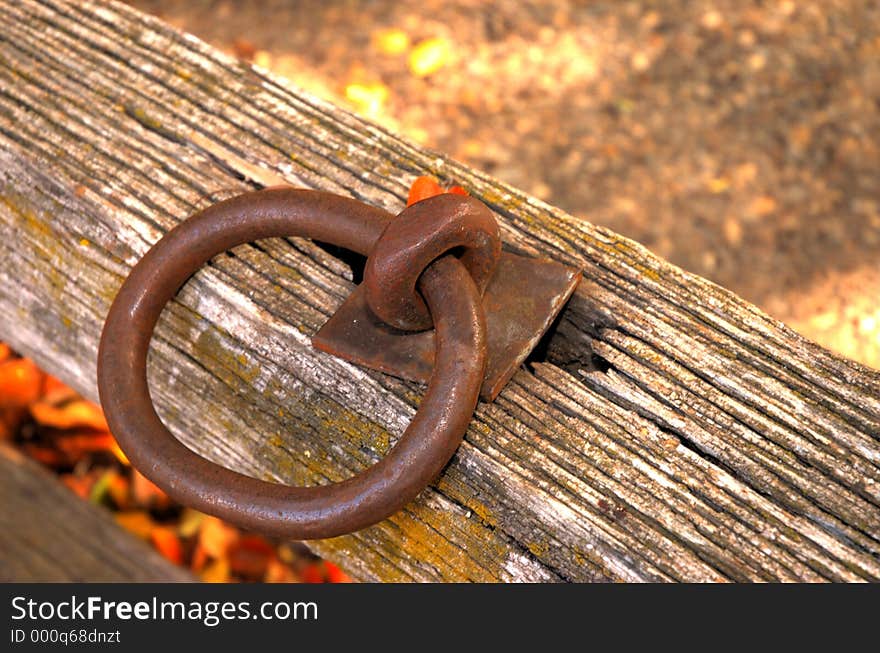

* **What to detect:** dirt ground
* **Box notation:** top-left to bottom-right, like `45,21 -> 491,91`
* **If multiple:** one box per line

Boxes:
129,0 -> 880,369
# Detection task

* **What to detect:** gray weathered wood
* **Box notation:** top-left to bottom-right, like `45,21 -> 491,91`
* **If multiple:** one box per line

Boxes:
0,444 -> 193,581
0,0 -> 878,582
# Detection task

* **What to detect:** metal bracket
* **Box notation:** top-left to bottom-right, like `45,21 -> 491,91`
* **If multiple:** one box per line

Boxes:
98,187 -> 583,539
313,251 -> 580,401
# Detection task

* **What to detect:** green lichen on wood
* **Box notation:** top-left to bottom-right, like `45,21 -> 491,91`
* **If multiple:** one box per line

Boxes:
193,327 -> 262,387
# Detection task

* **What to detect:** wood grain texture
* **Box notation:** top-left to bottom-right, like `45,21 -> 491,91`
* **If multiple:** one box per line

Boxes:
0,0 -> 878,582
0,444 -> 193,581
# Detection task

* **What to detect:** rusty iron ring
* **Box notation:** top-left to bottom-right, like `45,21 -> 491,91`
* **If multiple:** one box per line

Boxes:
364,193 -> 501,331
97,188 -> 488,539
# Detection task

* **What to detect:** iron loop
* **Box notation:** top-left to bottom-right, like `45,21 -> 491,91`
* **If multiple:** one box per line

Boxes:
97,188 -> 487,539
363,193 -> 501,331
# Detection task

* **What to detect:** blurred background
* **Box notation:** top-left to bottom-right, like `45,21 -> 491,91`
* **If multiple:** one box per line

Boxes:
3,0 -> 878,582
127,0 -> 880,370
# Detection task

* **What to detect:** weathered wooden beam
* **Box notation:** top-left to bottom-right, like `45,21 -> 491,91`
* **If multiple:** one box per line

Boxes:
0,444 -> 193,581
0,0 -> 878,582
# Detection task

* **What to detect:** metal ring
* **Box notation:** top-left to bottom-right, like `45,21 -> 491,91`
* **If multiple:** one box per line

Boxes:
97,188 -> 487,539
363,193 -> 501,331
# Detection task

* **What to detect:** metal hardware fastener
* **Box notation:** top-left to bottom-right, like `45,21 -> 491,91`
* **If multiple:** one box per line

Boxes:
97,187 -> 579,539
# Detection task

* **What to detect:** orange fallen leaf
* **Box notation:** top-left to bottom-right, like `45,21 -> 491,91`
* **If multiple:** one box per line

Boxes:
192,515 -> 238,571
18,443 -> 65,467
264,557 -> 299,583
408,37 -> 451,77
344,81 -> 389,118
276,542 -> 298,565
54,431 -> 121,459
231,38 -> 257,61
300,562 -> 325,584
406,175 -> 469,206
115,510 -> 156,540
108,439 -> 129,465
0,358 -> 43,409
373,28 -> 410,56
748,195 -> 777,218
151,526 -> 184,565
41,374 -> 78,405
30,398 -> 108,431
707,177 -> 730,194
199,516 -> 238,557
178,508 -> 206,539
228,536 -> 276,580
89,468 -> 128,507
61,471 -> 100,500
325,561 -> 350,583
106,471 -> 130,508
201,557 -> 231,583
0,342 -> 10,363
407,175 -> 443,205
132,469 -> 170,509
191,545 -> 208,573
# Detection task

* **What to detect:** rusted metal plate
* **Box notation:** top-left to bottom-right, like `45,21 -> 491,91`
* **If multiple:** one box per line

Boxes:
313,252 -> 581,401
